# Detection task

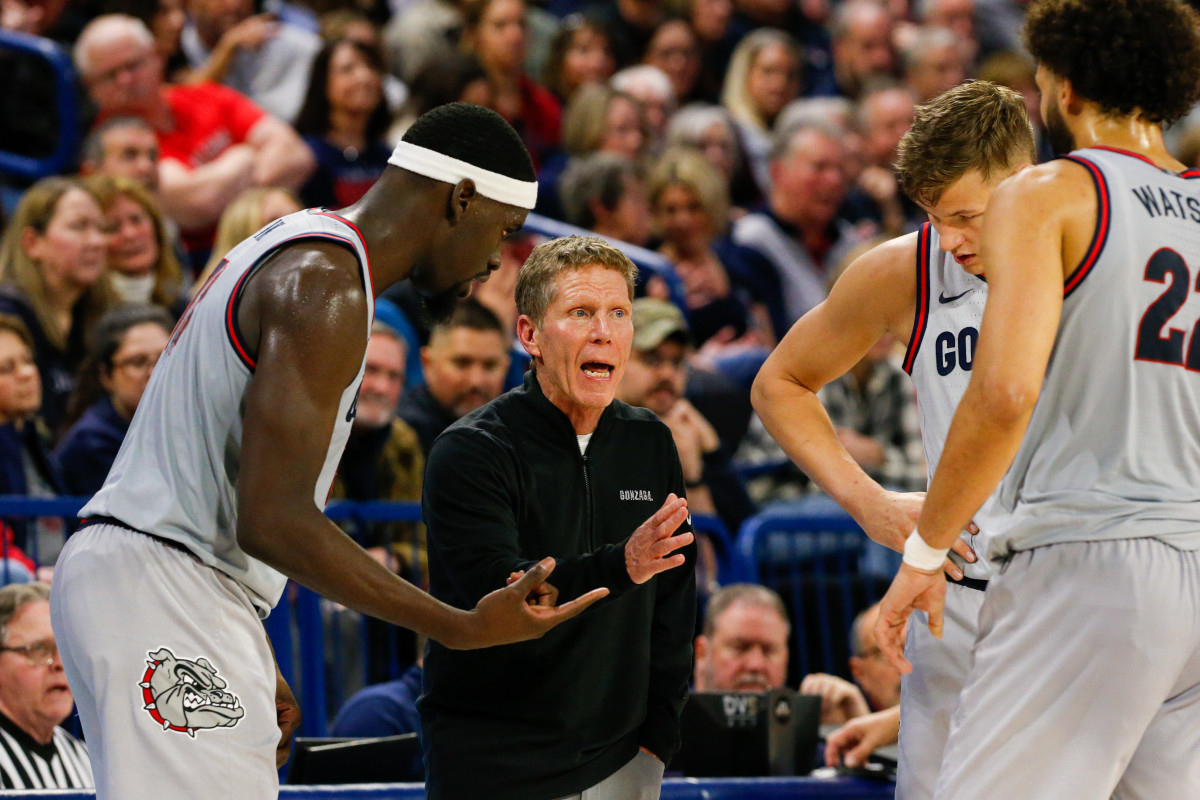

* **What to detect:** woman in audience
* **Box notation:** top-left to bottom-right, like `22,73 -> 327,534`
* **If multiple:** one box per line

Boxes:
0,177 -> 115,434
644,18 -> 704,106
86,175 -> 187,317
541,15 -> 616,104
55,305 -> 173,498
649,148 -> 774,382
0,313 -> 60,573
721,29 -> 804,194
193,187 -> 302,292
295,38 -> 394,210
460,0 -> 561,168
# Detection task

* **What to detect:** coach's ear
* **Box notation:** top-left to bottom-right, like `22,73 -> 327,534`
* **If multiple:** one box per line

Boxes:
517,314 -> 541,361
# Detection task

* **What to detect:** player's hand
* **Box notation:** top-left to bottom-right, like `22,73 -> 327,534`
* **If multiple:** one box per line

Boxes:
625,494 -> 693,584
452,558 -> 609,649
876,562 -> 945,674
507,569 -> 558,607
799,673 -> 871,726
861,491 -> 978,580
274,668 -> 301,769
825,706 -> 901,768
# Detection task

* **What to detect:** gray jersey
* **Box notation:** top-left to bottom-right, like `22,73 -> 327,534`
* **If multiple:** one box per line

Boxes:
903,223 -> 995,580
986,147 -> 1200,558
81,209 -> 374,614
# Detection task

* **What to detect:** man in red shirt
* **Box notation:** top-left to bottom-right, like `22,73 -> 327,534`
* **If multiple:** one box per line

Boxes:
74,15 -> 314,252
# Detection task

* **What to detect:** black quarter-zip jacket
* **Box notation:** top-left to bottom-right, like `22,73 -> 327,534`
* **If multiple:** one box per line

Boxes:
419,371 -> 696,800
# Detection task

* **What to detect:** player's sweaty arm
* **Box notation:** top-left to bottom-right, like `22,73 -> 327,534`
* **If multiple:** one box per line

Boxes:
751,236 -> 971,577
235,243 -> 607,650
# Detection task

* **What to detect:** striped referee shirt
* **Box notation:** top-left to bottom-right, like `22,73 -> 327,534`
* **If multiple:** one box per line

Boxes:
0,710 -> 92,789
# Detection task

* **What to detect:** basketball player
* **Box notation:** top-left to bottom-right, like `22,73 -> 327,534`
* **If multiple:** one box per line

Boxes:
752,81 -> 1035,797
48,103 -> 611,800
875,1 -> 1200,797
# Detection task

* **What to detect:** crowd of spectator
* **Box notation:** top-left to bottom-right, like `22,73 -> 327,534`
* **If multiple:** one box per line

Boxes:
6,0 -> 1199,779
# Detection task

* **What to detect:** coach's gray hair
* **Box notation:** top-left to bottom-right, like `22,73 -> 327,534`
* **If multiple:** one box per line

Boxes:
515,235 -> 637,326
701,583 -> 790,637
0,583 -> 50,645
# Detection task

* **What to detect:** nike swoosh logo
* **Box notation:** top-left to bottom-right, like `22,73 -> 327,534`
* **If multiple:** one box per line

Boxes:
939,290 -> 972,304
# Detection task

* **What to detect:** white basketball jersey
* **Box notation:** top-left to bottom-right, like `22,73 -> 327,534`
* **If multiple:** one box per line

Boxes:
986,147 -> 1200,558
903,222 -> 995,580
82,210 -> 375,615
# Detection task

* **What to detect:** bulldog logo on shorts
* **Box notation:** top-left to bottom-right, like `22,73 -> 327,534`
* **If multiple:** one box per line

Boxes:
139,647 -> 245,736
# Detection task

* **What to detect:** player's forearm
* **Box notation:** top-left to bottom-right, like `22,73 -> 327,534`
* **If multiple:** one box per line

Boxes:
917,378 -> 1034,549
752,375 -> 889,521
238,509 -> 464,644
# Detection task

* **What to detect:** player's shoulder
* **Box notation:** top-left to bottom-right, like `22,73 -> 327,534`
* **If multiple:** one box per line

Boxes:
995,159 -> 1092,202
833,230 -> 921,295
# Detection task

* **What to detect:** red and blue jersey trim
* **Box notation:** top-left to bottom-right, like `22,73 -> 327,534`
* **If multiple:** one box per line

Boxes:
225,233 -> 361,372
1088,146 -> 1200,179
313,211 -> 375,297
903,223 -> 933,374
1061,155 -> 1110,299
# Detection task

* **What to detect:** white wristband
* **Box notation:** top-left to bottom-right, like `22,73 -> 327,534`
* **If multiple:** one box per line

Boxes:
903,529 -> 949,572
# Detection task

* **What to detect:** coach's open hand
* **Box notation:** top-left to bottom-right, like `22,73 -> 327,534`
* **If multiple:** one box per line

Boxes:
875,562 -> 946,674
626,494 -> 693,584
275,667 -> 301,769
449,558 -> 609,649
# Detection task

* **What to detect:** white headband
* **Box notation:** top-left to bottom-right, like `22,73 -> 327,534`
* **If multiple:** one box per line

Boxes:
388,141 -> 538,210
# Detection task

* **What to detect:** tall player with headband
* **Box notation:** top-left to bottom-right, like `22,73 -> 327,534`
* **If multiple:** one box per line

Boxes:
876,0 -> 1200,797
50,103 -> 610,800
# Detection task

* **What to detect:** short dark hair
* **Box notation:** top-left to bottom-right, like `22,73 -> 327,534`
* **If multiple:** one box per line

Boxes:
295,39 -> 392,144
430,297 -> 506,339
80,116 -> 153,168
402,102 -> 536,183
559,153 -> 640,230
1024,0 -> 1200,124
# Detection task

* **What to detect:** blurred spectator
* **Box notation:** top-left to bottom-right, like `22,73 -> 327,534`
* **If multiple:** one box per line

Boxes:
74,15 -> 315,257
559,153 -> 653,246
294,38 -> 393,209
79,117 -> 161,193
665,103 -> 759,211
193,187 -> 302,290
616,298 -> 754,543
0,583 -> 93,789
817,330 -> 925,493
541,14 -> 616,103
55,306 -> 174,498
694,584 -> 871,726
461,0 -> 561,168
178,0 -> 322,122
900,26 -> 966,102
584,0 -> 665,68
721,29 -> 803,195
643,18 -> 703,106
822,0 -> 895,99
390,53 -> 490,139
397,298 -> 510,456
978,51 -> 1049,161
85,175 -> 187,315
847,602 -> 901,710
561,83 -> 648,162
731,122 -> 860,328
382,0 -> 461,84
841,85 -> 921,236
0,315 -> 59,566
974,0 -> 1031,59
0,178 -> 115,434
682,0 -> 737,103
103,0 -> 190,80
317,10 -> 410,113
648,148 -> 773,350
916,0 -> 977,66
611,64 -> 676,152
329,322 -> 425,576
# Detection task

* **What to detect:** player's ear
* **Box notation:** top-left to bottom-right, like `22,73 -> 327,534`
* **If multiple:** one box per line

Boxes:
447,179 -> 478,224
1060,76 -> 1086,117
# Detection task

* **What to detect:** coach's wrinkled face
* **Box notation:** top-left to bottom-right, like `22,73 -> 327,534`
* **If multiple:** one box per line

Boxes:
518,264 -> 633,433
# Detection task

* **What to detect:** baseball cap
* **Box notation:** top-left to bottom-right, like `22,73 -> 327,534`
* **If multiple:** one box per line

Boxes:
632,298 -> 691,352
